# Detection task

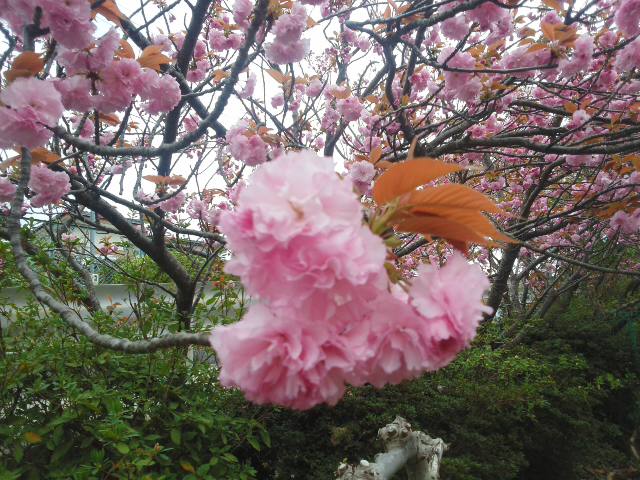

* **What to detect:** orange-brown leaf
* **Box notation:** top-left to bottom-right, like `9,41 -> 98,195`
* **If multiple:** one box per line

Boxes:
372,159 -> 463,205
116,40 -> 135,59
394,215 -> 489,246
542,0 -> 563,12
266,68 -> 290,84
331,86 -> 351,100
143,175 -> 186,186
406,183 -> 502,214
138,45 -> 171,72
95,113 -> 121,126
94,0 -> 125,24
540,21 -> 556,41
369,146 -> 383,164
5,52 -> 44,82
31,148 -> 61,165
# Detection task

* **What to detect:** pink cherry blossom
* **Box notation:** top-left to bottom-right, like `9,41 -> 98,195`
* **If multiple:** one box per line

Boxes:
615,0 -> 640,37
187,198 -> 220,224
558,35 -> 594,77
306,78 -> 324,97
345,295 -> 435,388
266,4 -> 310,64
271,94 -> 285,108
614,38 -> 640,71
210,303 -> 353,410
466,1 -> 510,32
40,0 -> 95,49
240,73 -> 257,99
54,76 -> 93,112
158,191 -> 186,213
438,48 -> 482,103
439,6 -> 469,40
272,4 -> 308,41
0,177 -> 16,203
218,150 -> 387,318
233,0 -> 253,29
95,59 -> 144,113
58,29 -> 120,75
349,160 -> 375,184
610,209 -> 640,234
140,74 -> 182,115
28,165 -> 71,208
226,123 -> 268,165
336,96 -> 363,122
265,38 -> 310,64
409,254 -> 492,368
0,77 -> 64,149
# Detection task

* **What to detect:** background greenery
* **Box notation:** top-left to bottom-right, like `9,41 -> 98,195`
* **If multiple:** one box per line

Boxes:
1,249 -> 639,479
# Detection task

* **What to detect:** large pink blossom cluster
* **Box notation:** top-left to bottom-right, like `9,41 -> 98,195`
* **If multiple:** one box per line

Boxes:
210,151 -> 492,409
0,78 -> 64,149
265,4 -> 310,64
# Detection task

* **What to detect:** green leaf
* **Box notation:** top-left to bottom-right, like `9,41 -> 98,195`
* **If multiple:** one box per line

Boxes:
170,428 -> 181,446
115,443 -> 130,455
259,428 -> 271,448
180,460 -> 196,473
247,436 -> 261,451
14,445 -> 24,463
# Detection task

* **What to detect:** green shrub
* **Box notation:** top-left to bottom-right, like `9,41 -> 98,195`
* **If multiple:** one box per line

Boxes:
0,301 -> 266,479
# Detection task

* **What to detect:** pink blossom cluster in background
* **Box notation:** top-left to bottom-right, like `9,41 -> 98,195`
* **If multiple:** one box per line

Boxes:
265,4 -> 310,64
0,0 -> 94,50
226,122 -> 268,166
28,165 -> 71,208
55,26 -> 181,114
0,177 -> 17,203
210,150 -> 491,410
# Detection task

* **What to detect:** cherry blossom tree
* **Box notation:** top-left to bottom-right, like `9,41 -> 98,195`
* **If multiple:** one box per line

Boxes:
1,0 -> 640,410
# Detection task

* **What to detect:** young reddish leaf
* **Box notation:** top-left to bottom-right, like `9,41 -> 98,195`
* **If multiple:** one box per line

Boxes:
369,146 -> 383,164
94,0 -> 125,24
542,0 -> 563,12
138,45 -> 171,72
541,21 -> 556,41
564,102 -> 578,114
213,69 -> 230,82
5,52 -> 44,82
266,69 -> 290,84
395,215 -> 487,244
116,40 -> 135,59
94,113 -> 121,126
332,86 -> 352,100
143,175 -> 186,186
372,159 -> 463,205
407,183 -> 502,214
31,148 -> 61,165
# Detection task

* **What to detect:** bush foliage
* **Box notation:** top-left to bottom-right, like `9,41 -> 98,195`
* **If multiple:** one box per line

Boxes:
1,279 -> 639,479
